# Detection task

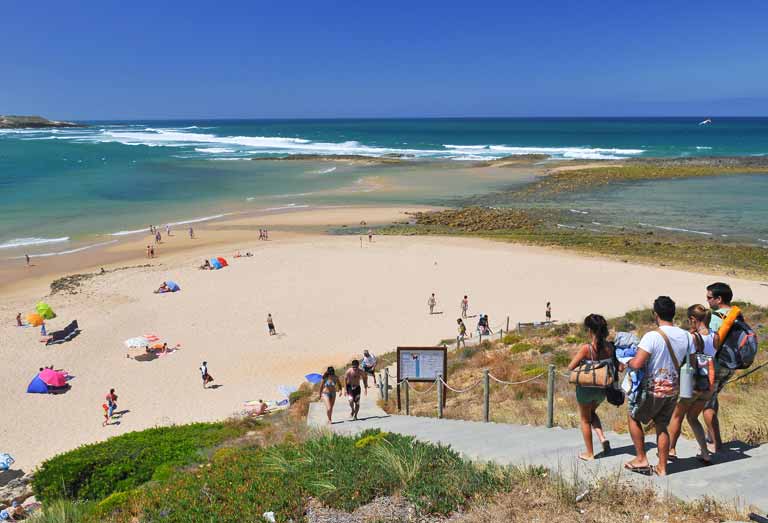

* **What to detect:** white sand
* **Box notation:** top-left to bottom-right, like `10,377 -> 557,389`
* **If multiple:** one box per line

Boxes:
1,233 -> 766,472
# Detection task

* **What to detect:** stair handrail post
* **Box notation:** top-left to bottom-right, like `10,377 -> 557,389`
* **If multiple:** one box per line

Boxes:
383,369 -> 389,403
546,364 -> 555,428
404,379 -> 410,416
506,315 -> 510,333
483,369 -> 490,423
437,375 -> 443,419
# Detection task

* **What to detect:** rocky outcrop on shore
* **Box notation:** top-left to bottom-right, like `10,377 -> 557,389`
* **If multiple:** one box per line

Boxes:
628,156 -> 768,168
407,207 -> 541,231
0,115 -> 83,129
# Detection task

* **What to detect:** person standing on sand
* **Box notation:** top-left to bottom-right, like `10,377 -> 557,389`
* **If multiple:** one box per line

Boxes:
318,366 -> 341,424
200,361 -> 214,389
40,321 -> 46,337
461,295 -> 469,318
457,318 -> 467,348
166,224 -> 171,236
344,360 -> 368,420
367,229 -> 373,242
267,313 -> 276,335
103,388 -> 117,426
150,245 -> 155,258
189,227 -> 194,239
146,245 -> 151,258
428,293 -> 437,314
546,302 -> 552,322
25,254 -> 30,266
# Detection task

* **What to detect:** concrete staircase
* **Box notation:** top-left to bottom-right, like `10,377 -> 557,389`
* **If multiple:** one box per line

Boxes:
308,387 -> 768,512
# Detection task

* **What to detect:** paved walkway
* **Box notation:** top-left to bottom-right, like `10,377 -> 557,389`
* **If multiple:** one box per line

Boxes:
308,387 -> 768,512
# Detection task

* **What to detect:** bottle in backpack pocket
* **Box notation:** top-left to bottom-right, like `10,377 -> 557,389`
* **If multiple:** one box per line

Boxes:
679,359 -> 695,399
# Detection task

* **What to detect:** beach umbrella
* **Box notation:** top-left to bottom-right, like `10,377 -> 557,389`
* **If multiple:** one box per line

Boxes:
143,334 -> 160,342
305,373 -> 323,384
277,384 -> 298,398
26,376 -> 49,394
39,369 -> 67,388
209,258 -> 222,270
26,313 -> 44,327
124,336 -> 150,348
166,281 -> 180,292
36,302 -> 56,319
0,453 -> 14,471
216,257 -> 228,267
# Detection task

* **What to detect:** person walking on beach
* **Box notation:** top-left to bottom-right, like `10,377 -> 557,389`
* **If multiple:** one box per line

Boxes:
25,254 -> 30,266
704,282 -> 735,453
460,295 -> 469,318
318,366 -> 341,424
189,227 -> 194,239
200,361 -> 214,389
146,245 -> 151,258
457,318 -> 467,348
546,302 -> 552,322
267,313 -> 276,335
103,388 -> 118,426
367,229 -> 373,242
40,321 -> 46,337
344,360 -> 368,421
362,349 -> 377,385
428,293 -> 437,314
568,314 -> 613,461
166,224 -> 171,236
150,245 -> 155,258
625,296 -> 691,476
16,313 -> 23,327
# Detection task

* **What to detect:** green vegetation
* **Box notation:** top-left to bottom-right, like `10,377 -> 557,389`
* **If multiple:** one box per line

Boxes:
33,420 -> 257,503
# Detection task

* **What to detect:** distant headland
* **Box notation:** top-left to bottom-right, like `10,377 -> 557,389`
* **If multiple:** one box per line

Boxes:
0,115 -> 83,129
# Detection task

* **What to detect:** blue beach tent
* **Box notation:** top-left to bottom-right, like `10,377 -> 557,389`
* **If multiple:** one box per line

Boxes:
209,258 -> 222,270
27,376 -> 49,394
166,281 -> 180,292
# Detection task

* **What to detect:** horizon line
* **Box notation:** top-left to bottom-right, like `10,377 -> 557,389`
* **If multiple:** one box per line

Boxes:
59,115 -> 768,122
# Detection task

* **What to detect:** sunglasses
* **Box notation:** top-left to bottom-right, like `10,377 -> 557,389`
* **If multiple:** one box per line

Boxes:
706,295 -> 716,300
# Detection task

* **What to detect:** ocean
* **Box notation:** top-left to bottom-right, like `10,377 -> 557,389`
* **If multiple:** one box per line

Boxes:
2,117 -> 768,258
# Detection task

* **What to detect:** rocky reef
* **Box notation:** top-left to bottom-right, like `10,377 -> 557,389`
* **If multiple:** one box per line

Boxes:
0,115 -> 82,129
251,154 -> 406,164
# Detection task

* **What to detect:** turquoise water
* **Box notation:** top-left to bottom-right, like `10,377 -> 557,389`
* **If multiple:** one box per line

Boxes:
2,118 -> 768,257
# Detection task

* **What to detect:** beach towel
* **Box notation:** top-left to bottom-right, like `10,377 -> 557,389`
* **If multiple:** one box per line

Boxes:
46,320 -> 80,345
125,336 -> 150,348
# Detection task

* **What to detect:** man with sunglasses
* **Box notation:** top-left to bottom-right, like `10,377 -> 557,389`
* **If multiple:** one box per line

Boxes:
704,282 -> 734,453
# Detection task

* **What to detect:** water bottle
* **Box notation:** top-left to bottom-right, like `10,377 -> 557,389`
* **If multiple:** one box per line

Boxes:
679,356 -> 695,399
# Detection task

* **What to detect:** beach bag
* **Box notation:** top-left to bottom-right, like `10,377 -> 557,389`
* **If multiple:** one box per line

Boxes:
606,381 -> 625,406
691,332 -> 715,392
569,343 -> 615,388
714,312 -> 759,370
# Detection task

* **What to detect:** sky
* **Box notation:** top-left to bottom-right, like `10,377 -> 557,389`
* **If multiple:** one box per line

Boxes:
1,0 -> 767,119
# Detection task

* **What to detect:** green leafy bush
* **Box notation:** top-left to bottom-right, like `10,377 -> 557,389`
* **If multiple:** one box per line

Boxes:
552,350 -> 572,367
25,499 -> 96,523
117,431 -> 513,522
564,334 -> 585,344
510,342 -> 533,354
502,333 -> 522,345
33,422 -> 247,503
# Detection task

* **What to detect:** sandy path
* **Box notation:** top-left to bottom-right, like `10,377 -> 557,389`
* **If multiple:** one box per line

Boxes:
1,234 -> 766,472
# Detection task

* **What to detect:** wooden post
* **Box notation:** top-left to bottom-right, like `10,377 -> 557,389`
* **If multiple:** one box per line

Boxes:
396,379 -> 401,412
437,375 -> 443,419
517,322 -> 521,334
546,364 -> 555,428
383,370 -> 389,403
506,315 -> 510,333
479,332 -> 482,344
405,379 -> 410,415
499,329 -> 503,342
483,369 -> 490,422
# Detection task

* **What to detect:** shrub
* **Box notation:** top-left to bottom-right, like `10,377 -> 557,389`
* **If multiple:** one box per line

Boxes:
510,342 -> 533,354
26,499 -> 96,523
552,350 -> 572,367
521,364 -> 546,377
564,334 -> 585,344
502,333 -> 522,345
539,344 -> 555,354
288,387 -> 312,405
33,422 -> 247,503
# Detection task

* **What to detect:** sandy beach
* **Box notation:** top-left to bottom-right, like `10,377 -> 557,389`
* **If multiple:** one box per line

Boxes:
2,206 -> 767,473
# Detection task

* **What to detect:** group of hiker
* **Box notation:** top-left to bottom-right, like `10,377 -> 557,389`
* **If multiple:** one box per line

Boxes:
569,282 -> 757,476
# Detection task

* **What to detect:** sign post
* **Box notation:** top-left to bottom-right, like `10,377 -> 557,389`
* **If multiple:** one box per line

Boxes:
396,346 -> 448,412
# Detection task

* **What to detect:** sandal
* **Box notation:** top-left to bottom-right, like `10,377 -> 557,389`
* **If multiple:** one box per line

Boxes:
624,462 -> 653,475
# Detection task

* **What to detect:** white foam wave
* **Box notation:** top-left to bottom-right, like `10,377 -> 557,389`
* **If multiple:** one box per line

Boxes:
109,227 -> 149,237
315,167 -> 337,174
263,204 -> 310,212
569,209 -> 589,215
638,223 -> 713,236
195,147 -> 236,154
166,214 -> 229,226
695,146 -> 713,150
0,237 -> 70,250
10,240 -> 118,258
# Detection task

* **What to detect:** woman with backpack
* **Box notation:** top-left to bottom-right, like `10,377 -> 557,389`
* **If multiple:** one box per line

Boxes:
567,314 -> 613,461
668,304 -> 717,465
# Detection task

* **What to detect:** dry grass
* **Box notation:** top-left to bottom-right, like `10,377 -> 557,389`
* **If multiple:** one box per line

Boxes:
452,468 -> 744,523
383,304 -> 768,445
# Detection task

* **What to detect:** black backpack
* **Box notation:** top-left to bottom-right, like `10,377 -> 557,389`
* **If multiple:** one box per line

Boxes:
715,312 -> 759,370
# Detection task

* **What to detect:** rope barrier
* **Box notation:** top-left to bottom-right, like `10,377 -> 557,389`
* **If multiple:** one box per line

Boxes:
724,360 -> 768,385
438,376 -> 484,393
406,381 -> 438,395
488,372 -> 546,385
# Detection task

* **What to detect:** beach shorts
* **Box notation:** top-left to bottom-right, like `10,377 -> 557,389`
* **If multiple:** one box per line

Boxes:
704,367 -> 733,410
346,385 -> 362,402
631,395 -> 677,430
363,365 -> 375,375
576,385 -> 606,405
678,387 -> 715,405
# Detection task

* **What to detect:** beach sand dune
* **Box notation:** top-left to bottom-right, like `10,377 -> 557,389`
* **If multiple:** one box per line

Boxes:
1,234 -> 766,472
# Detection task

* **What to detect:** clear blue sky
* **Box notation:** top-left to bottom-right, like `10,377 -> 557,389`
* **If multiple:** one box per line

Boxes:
2,0 -> 767,119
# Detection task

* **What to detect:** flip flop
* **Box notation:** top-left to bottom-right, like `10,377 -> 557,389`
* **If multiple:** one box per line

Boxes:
624,462 -> 653,475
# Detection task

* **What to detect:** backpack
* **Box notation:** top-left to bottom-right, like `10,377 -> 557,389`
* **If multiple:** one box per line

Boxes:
715,312 -> 759,370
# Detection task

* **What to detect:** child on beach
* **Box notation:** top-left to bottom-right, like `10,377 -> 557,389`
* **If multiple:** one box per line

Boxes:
16,313 -> 23,327
461,296 -> 469,318
103,388 -> 118,426
200,361 -> 214,388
